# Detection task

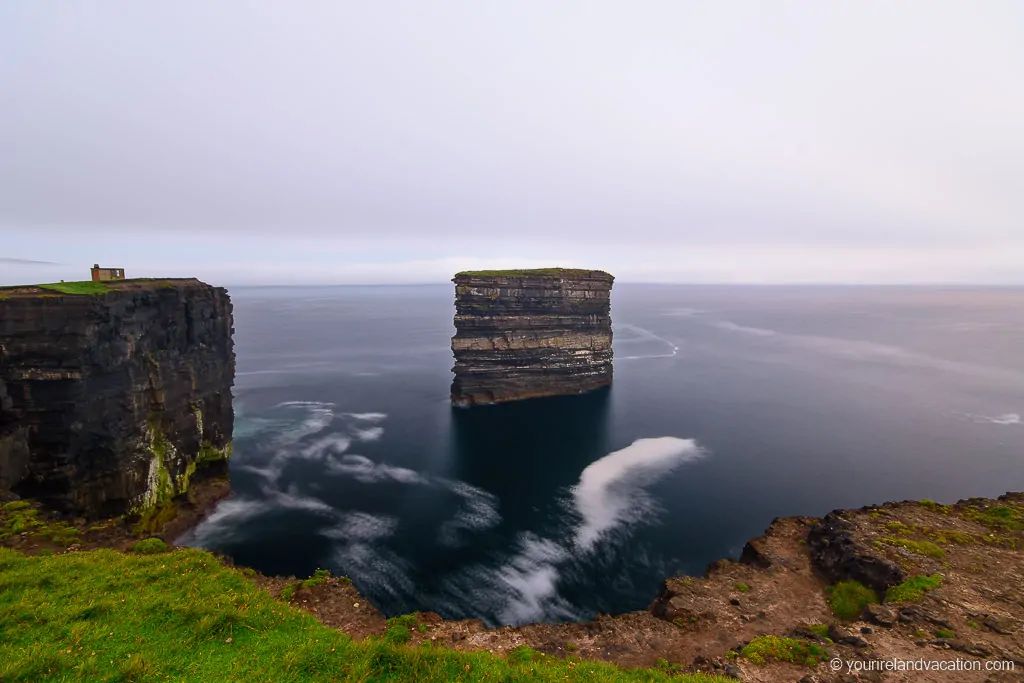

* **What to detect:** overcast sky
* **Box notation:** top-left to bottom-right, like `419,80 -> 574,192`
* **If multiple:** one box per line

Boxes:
1,2 -> 1022,285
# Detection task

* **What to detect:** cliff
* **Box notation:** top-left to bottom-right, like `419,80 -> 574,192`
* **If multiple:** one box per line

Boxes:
0,279 -> 234,520
450,269 -> 614,406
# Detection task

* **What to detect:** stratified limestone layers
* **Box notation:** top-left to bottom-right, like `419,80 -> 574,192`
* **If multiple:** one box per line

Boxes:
451,269 -> 614,406
0,279 -> 234,518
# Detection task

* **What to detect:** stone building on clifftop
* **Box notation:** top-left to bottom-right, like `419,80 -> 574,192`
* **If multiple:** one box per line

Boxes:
91,264 -> 126,281
450,268 -> 614,406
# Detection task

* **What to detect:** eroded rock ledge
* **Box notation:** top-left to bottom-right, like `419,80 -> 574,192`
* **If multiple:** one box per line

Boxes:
0,279 -> 234,520
261,492 -> 1024,682
450,268 -> 614,406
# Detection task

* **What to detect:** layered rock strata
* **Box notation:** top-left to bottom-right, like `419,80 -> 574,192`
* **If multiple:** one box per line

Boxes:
0,279 -> 234,518
450,269 -> 614,406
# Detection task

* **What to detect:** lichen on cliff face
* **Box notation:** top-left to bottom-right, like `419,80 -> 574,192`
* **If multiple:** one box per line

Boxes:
450,268 -> 614,406
0,279 -> 235,519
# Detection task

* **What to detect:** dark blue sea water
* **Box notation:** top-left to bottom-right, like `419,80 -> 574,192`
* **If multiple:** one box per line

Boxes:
180,284 -> 1024,626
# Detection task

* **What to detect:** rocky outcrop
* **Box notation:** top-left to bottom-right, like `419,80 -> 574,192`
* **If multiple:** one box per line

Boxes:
807,510 -> 907,592
0,279 -> 234,519
450,269 -> 614,406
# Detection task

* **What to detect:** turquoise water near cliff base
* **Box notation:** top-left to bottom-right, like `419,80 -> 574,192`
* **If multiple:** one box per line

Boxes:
179,284 -> 1024,626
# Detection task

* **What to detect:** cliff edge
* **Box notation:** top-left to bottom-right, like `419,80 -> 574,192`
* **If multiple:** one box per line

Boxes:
0,278 -> 234,520
450,268 -> 614,406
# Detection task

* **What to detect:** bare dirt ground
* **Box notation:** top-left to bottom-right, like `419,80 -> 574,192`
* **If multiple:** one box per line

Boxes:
4,490 -> 1023,682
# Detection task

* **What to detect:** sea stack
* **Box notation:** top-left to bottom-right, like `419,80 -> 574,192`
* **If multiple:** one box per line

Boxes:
0,279 -> 234,519
450,268 -> 614,406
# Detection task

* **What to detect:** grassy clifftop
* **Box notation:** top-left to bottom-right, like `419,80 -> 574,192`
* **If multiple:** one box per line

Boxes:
454,268 -> 612,279
0,278 -> 202,297
0,546 -> 726,682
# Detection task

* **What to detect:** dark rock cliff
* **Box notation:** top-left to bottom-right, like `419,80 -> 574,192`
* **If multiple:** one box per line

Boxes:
0,279 -> 234,519
450,269 -> 614,406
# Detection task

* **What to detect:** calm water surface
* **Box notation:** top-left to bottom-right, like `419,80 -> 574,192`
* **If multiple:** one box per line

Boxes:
180,284 -> 1024,625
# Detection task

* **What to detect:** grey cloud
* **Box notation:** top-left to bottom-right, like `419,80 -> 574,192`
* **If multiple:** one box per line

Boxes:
0,257 -> 62,265
0,1 -> 1022,272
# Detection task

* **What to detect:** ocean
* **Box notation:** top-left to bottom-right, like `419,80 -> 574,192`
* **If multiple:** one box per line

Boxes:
179,284 -> 1024,626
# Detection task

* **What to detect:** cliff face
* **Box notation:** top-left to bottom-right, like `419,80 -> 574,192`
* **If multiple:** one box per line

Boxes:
0,279 -> 234,519
450,269 -> 614,406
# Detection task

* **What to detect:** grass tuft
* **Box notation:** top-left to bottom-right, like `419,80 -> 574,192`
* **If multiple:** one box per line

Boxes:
885,574 -> 943,604
826,581 -> 878,620
881,537 -> 946,559
300,568 -> 331,589
384,625 -> 412,645
279,583 -> 298,602
733,582 -> 750,593
740,636 -> 829,666
807,624 -> 830,640
128,538 -> 168,554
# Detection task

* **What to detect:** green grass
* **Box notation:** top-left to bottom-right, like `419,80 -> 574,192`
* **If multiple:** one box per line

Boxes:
300,569 -> 331,589
880,537 -> 946,559
733,582 -> 750,593
0,547 -> 728,682
826,580 -> 878,620
740,636 -> 829,666
454,268 -> 612,278
934,628 -> 955,639
35,281 -> 111,295
128,538 -> 168,555
384,625 -> 412,645
968,505 -> 1024,532
1,504 -> 80,546
885,574 -> 943,604
919,499 -> 952,514
806,624 -> 830,640
279,582 -> 298,602
387,614 -> 422,631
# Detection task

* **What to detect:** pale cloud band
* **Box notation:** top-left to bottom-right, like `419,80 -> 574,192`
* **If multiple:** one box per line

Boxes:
1,2 -> 1022,285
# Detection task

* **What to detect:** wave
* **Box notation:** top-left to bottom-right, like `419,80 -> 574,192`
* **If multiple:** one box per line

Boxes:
494,535 -> 574,624
175,498 -> 271,546
352,426 -> 384,442
179,486 -> 336,548
320,512 -> 399,542
970,412 -> 1021,425
274,402 -> 335,445
238,404 -> 390,486
324,513 -> 412,601
301,434 -> 352,459
444,436 -> 705,625
437,481 -> 502,547
712,320 -> 1024,387
573,437 -> 703,551
344,412 -> 387,422
614,323 -> 680,361
324,454 -> 429,485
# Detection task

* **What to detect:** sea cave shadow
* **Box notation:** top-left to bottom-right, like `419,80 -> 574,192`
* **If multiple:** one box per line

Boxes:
448,387 -> 613,525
